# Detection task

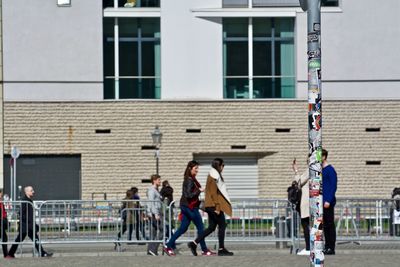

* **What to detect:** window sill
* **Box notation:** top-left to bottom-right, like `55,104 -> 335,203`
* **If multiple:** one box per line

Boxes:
103,7 -> 161,17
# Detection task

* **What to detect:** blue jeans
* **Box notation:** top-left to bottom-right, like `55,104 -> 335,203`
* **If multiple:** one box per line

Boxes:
166,205 -> 207,251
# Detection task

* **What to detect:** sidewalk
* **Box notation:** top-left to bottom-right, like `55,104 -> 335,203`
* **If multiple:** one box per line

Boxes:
1,242 -> 399,267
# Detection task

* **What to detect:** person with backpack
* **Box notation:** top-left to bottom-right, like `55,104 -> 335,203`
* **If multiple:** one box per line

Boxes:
115,189 -> 134,250
292,158 -> 310,256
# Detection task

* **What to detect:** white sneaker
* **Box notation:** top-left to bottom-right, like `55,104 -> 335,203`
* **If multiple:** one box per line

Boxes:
297,249 -> 310,256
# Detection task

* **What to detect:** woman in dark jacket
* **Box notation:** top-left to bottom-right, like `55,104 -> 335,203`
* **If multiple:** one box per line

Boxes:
163,161 -> 215,256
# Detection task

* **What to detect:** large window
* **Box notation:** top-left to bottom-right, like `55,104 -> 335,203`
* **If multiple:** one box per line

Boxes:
223,0 -> 339,8
223,18 -> 295,99
103,18 -> 161,99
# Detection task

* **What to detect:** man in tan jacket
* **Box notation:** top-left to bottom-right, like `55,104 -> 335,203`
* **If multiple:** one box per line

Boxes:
188,158 -> 234,256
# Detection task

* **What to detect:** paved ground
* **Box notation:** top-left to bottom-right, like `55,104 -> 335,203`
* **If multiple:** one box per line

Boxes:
0,242 -> 399,267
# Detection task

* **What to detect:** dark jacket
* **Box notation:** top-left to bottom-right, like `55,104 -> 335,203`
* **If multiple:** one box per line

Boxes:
160,185 -> 174,205
20,195 -> 35,230
179,177 -> 201,209
322,165 -> 338,206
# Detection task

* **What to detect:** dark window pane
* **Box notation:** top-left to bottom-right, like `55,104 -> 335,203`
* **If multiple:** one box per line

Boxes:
104,78 -> 115,99
225,42 -> 248,76
322,0 -> 339,7
253,42 -> 272,76
142,18 -> 160,38
103,18 -> 115,98
274,18 -> 294,38
253,77 -> 295,98
253,18 -> 272,38
120,79 -> 137,98
120,18 -> 138,37
119,42 -> 138,76
138,0 -> 160,7
224,78 -> 249,99
223,18 -> 248,38
142,42 -> 156,76
103,18 -> 115,77
119,78 -> 158,99
253,78 -> 281,98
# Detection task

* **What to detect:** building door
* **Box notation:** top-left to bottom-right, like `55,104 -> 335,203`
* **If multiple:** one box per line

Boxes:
194,155 -> 258,199
3,155 -> 81,200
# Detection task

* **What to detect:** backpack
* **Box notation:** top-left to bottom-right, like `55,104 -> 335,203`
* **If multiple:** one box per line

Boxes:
287,181 -> 302,213
392,187 -> 400,211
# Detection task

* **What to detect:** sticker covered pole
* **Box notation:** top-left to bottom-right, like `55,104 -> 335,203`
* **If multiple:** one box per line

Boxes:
300,0 -> 324,266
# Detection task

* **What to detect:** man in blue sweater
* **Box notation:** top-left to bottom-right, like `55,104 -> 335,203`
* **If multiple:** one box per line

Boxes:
322,149 -> 337,255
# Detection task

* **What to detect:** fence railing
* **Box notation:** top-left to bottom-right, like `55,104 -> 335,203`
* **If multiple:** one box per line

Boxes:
1,198 -> 399,257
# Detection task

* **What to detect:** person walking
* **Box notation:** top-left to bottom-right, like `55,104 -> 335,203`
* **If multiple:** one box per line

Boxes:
322,149 -> 338,255
292,158 -> 311,256
8,186 -> 53,258
115,189 -> 134,249
163,160 -> 216,256
160,180 -> 175,238
188,158 -> 234,256
146,174 -> 163,256
0,189 -> 11,259
131,187 -> 146,242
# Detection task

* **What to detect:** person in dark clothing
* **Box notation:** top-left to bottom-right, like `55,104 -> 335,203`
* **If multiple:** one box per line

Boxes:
115,190 -> 134,249
0,189 -> 10,258
322,149 -> 338,255
130,187 -> 146,242
8,186 -> 53,258
160,180 -> 175,238
163,161 -> 215,256
160,181 -> 174,206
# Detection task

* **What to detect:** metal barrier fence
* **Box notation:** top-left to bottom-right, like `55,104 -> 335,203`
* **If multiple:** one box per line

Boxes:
166,199 -> 298,249
335,198 -> 400,242
1,198 -> 399,257
1,201 -> 37,256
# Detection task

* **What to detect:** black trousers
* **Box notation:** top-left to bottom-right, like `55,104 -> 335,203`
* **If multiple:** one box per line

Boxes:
195,208 -> 227,249
8,225 -> 46,257
301,217 -> 310,251
1,220 -> 8,257
134,211 -> 146,240
117,222 -> 133,240
323,205 -> 336,251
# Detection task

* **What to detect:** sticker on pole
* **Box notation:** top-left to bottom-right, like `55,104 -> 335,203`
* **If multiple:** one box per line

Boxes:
11,146 -> 21,159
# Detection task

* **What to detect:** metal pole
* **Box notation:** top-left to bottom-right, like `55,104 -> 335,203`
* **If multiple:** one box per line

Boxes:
13,158 -> 17,201
155,148 -> 159,175
10,162 -> 13,202
305,0 -> 324,266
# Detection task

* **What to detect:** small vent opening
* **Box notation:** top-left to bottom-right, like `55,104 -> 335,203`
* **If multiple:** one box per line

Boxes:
186,129 -> 201,133
366,128 -> 381,132
141,145 -> 156,150
275,128 -> 291,133
95,129 -> 111,134
366,161 -> 381,165
231,145 -> 246,149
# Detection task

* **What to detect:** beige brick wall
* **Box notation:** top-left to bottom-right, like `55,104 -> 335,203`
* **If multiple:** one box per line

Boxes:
3,100 -> 400,200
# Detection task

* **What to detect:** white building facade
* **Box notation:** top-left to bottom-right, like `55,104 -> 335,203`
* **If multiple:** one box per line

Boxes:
1,0 -> 400,200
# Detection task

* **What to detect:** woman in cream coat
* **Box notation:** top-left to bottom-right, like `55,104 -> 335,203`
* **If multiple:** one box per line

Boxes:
293,158 -> 311,256
187,158 -> 234,256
